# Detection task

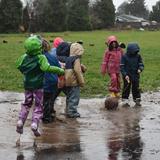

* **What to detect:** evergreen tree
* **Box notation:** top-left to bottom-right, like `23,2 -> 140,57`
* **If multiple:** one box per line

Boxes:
126,0 -> 149,18
0,0 -> 22,33
67,0 -> 91,31
149,1 -> 160,22
32,0 -> 48,32
117,1 -> 129,15
34,0 -> 67,32
90,0 -> 115,29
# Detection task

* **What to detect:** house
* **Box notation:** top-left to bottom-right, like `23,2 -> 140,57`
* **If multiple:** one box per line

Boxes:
116,14 -> 150,29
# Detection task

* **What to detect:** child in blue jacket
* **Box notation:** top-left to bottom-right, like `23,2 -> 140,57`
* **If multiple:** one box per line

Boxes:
120,43 -> 144,106
42,39 -> 62,123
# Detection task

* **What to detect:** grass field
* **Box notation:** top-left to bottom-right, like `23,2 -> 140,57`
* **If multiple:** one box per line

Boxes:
0,30 -> 160,97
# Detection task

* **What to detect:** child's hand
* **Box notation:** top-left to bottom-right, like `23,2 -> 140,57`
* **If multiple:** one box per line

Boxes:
81,64 -> 87,73
137,69 -> 141,74
60,62 -> 65,69
101,64 -> 107,76
101,72 -> 106,76
125,75 -> 130,83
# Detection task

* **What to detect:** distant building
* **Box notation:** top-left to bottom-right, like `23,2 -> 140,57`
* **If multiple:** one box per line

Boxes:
116,14 -> 150,29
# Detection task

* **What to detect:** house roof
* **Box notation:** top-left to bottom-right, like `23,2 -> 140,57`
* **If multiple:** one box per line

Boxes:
116,14 -> 147,22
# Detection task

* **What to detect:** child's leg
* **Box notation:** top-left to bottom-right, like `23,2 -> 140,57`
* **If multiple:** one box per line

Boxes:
42,92 -> 54,123
122,77 -> 131,99
51,87 -> 62,113
115,73 -> 121,97
32,89 -> 43,136
66,86 -> 80,118
43,86 -> 59,123
109,73 -> 120,96
132,78 -> 141,102
117,73 -> 121,92
16,90 -> 33,134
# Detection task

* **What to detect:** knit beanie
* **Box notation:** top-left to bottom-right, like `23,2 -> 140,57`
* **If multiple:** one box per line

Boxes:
53,37 -> 64,48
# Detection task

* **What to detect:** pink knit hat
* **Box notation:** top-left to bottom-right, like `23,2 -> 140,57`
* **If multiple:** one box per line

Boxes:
53,37 -> 64,48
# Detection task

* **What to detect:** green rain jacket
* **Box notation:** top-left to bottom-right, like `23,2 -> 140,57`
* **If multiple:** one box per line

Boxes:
16,36 -> 64,90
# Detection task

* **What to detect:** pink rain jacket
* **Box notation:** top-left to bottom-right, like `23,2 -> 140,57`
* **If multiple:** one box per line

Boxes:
101,36 -> 123,74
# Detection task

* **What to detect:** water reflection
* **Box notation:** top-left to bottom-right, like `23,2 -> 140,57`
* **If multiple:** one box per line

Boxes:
1,91 -> 160,160
16,153 -> 24,160
122,117 -> 143,160
106,108 -> 143,160
32,119 -> 83,160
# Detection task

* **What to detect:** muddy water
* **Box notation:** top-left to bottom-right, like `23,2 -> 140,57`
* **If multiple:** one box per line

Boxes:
0,91 -> 160,160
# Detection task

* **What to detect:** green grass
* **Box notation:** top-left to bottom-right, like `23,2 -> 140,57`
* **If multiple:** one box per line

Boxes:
0,30 -> 160,97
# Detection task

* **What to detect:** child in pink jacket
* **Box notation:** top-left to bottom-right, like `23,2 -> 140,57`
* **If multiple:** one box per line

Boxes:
101,35 -> 123,97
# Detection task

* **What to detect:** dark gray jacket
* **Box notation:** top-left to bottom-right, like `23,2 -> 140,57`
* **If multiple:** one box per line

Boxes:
120,43 -> 144,79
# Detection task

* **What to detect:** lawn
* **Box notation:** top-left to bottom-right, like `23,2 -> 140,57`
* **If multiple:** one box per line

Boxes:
0,30 -> 160,97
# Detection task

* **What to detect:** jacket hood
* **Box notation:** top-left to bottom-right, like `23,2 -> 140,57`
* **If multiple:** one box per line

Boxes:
70,43 -> 84,56
24,36 -> 42,56
53,37 -> 64,48
127,43 -> 140,55
107,35 -> 118,46
56,42 -> 70,57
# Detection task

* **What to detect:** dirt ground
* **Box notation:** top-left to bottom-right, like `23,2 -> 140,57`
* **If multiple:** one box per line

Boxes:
0,91 -> 160,160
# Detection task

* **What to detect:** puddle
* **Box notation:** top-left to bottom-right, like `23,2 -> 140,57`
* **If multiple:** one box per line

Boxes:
0,91 -> 160,160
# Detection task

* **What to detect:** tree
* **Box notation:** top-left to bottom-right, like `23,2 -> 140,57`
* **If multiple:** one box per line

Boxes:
31,0 -> 47,32
125,0 -> 149,18
149,1 -> 160,22
67,0 -> 91,31
22,5 -> 30,32
90,0 -> 115,29
0,0 -> 23,33
45,0 -> 67,31
117,1 -> 129,15
33,0 -> 67,32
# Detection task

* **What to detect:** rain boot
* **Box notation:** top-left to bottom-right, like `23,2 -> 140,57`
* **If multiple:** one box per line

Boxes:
121,99 -> 130,107
110,92 -> 116,97
115,92 -> 120,98
67,112 -> 80,118
134,98 -> 141,107
31,123 -> 41,137
16,120 -> 23,134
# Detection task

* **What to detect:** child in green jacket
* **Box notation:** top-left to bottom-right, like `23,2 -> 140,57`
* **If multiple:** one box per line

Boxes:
16,36 -> 64,136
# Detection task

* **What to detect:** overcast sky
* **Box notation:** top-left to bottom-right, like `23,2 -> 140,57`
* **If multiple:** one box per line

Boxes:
21,0 -> 158,11
113,0 -> 158,10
